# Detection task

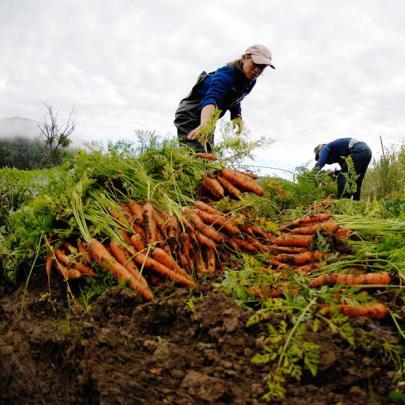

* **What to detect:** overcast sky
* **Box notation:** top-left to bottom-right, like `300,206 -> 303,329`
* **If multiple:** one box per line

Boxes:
1,0 -> 404,176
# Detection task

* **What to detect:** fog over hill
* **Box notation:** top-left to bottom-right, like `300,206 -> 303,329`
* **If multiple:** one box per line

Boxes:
0,116 -> 92,149
0,116 -> 41,140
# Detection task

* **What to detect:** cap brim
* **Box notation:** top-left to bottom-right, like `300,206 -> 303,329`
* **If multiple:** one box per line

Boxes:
251,54 -> 275,69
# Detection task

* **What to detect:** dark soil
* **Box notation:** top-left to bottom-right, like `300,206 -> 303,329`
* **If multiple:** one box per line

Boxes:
0,272 -> 402,404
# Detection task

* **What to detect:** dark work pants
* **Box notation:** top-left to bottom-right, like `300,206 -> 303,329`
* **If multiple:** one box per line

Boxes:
174,71 -> 213,153
336,142 -> 372,200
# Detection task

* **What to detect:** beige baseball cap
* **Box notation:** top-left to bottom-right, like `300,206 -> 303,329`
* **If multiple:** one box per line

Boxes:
245,44 -> 275,69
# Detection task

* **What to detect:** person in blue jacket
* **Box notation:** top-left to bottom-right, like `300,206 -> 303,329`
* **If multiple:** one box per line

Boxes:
174,44 -> 275,152
314,138 -> 372,200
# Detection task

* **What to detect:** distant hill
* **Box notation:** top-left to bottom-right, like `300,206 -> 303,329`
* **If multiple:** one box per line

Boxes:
0,116 -> 41,140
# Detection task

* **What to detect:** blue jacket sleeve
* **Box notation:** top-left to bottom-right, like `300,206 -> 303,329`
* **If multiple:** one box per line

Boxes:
200,68 -> 235,109
314,145 -> 330,169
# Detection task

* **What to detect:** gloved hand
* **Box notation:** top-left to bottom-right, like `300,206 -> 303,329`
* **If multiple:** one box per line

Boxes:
232,117 -> 244,135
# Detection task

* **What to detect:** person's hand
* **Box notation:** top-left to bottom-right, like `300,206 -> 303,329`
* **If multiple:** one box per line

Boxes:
187,124 -> 203,141
232,117 -> 244,135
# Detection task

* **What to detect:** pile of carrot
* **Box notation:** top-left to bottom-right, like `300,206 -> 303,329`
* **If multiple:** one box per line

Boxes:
201,168 -> 264,200
251,212 -> 393,319
46,197 -> 275,301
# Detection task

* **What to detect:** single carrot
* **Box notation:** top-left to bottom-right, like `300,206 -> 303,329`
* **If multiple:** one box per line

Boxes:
291,213 -> 332,227
202,175 -> 225,199
216,175 -> 242,199
232,238 -> 258,252
310,272 -> 391,288
180,232 -> 194,272
152,247 -> 190,278
55,261 -> 82,280
275,251 -> 327,266
295,263 -> 321,275
109,240 -> 148,287
244,236 -> 270,252
249,285 -> 282,299
131,223 -> 146,238
195,231 -> 217,250
337,303 -> 388,319
273,234 -> 312,248
77,242 -> 92,264
291,221 -> 338,235
143,202 -> 158,245
130,234 -> 146,252
54,247 -> 95,276
132,251 -> 196,287
119,203 -> 134,223
221,168 -> 264,196
152,207 -> 167,236
196,209 -> 240,235
194,249 -> 207,274
194,200 -> 224,216
269,245 -> 307,254
88,238 -> 153,301
45,253 -> 52,288
128,200 -> 144,223
205,248 -> 216,273
335,228 -> 351,239
247,224 -> 272,241
194,152 -> 217,160
186,209 -> 225,243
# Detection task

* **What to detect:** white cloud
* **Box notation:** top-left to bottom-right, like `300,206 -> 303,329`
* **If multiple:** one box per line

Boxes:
0,0 -> 404,174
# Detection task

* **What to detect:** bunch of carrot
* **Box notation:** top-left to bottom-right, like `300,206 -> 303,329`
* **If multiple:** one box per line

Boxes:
251,212 -> 392,319
46,198 -> 275,301
201,168 -> 264,200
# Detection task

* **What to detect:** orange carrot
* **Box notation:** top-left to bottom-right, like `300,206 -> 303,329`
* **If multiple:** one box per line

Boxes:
275,251 -> 327,266
194,152 -> 217,160
132,251 -> 196,287
243,171 -> 259,180
88,238 -> 153,301
221,168 -> 264,196
109,240 -> 148,287
152,247 -> 190,278
337,303 -> 388,319
273,234 -> 312,248
216,175 -> 242,199
185,209 -> 224,243
54,247 -> 95,276
180,232 -> 194,272
55,261 -> 82,280
270,245 -> 307,254
310,272 -> 391,288
195,231 -> 217,250
131,223 -> 146,238
291,221 -> 338,235
196,209 -> 240,235
292,213 -> 332,227
194,249 -> 207,274
232,238 -> 258,252
152,207 -> 167,236
77,242 -> 92,264
202,175 -> 225,199
130,234 -> 146,252
335,228 -> 351,239
244,236 -> 270,252
194,200 -> 224,216
128,200 -> 144,223
205,248 -> 216,273
143,202 -> 158,245
119,203 -> 134,223
295,263 -> 322,275
249,285 -> 282,299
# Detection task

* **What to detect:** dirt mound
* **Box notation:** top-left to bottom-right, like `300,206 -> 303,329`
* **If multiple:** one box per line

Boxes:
0,273 -> 399,404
